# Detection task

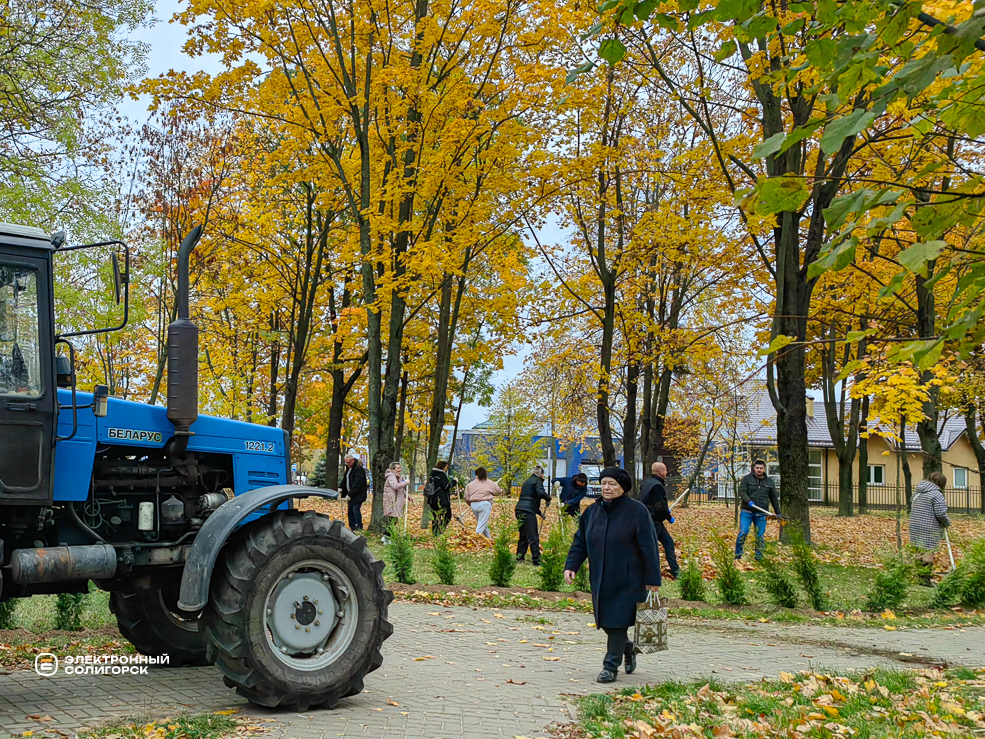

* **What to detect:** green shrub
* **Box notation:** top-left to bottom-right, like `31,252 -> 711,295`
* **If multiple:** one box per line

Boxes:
788,525 -> 828,611
865,556 -> 910,612
385,522 -> 416,585
930,566 -> 966,609
433,534 -> 457,586
538,518 -> 567,592
572,562 -> 589,592
758,550 -> 798,608
677,558 -> 706,602
489,516 -> 517,587
0,600 -> 16,629
711,535 -> 747,605
55,593 -> 85,631
960,539 -> 985,608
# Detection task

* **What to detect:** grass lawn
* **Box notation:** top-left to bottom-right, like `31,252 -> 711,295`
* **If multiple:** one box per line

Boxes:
565,667 -> 985,738
70,711 -> 269,739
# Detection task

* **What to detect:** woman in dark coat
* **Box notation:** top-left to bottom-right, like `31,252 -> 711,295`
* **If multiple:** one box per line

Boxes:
564,467 -> 661,683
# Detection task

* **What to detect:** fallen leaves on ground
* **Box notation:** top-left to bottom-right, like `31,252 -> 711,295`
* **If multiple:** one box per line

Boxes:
565,667 -> 985,739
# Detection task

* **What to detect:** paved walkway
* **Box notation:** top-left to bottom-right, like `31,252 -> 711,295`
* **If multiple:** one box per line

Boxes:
1,605 -> 982,739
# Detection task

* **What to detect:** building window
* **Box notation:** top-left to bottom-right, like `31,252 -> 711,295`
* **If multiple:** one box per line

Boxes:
808,450 -> 822,501
867,465 -> 885,486
954,468 -> 968,489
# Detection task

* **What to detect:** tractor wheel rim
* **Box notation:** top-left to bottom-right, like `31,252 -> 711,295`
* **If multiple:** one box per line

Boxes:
264,559 -> 358,671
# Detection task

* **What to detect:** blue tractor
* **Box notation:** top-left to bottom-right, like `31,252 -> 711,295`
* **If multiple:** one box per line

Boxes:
0,223 -> 392,709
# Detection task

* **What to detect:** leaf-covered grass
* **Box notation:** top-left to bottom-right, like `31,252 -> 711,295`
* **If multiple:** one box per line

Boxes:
572,667 -> 985,738
77,712 -> 255,739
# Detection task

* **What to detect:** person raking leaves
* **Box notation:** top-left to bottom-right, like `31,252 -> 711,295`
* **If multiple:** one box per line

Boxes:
734,458 -> 780,562
564,467 -> 661,684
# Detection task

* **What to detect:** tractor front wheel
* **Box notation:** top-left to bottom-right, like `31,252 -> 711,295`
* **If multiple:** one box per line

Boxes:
202,510 -> 393,710
110,577 -> 209,667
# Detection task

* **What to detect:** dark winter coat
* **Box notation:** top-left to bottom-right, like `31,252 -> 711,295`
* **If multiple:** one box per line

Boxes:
639,474 -> 671,524
557,476 -> 589,506
565,494 -> 662,629
340,461 -> 368,503
738,472 -> 779,514
429,468 -> 452,507
515,474 -> 550,516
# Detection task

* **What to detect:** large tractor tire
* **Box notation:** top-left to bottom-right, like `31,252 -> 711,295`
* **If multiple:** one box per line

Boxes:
202,510 -> 393,710
110,577 -> 210,667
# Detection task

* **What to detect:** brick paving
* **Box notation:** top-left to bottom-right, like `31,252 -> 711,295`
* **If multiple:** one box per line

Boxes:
1,604 -> 982,739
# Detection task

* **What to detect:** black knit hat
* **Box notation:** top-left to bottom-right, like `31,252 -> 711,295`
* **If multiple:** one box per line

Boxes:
600,466 -> 632,493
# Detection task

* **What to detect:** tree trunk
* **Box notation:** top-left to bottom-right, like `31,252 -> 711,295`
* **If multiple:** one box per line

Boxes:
773,342 -> 812,542
395,367 -> 410,465
964,404 -> 985,514
857,399 -> 869,514
900,422 -> 914,510
914,270 -> 943,477
624,362 -> 639,493
837,450 -> 854,516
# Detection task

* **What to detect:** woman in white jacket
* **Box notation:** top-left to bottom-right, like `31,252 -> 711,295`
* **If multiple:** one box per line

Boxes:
463,467 -> 501,538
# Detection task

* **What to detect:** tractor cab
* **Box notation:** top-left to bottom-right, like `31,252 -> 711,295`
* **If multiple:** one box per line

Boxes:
0,225 -> 57,505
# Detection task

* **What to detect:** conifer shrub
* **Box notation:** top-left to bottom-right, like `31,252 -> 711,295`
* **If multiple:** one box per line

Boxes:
758,549 -> 798,608
0,600 -> 16,630
386,522 -> 416,585
788,525 -> 828,611
930,565 -> 966,609
433,534 -> 457,586
960,539 -> 985,608
538,519 -> 567,592
677,557 -> 706,602
865,556 -> 910,612
55,593 -> 85,631
490,515 -> 517,587
711,535 -> 747,605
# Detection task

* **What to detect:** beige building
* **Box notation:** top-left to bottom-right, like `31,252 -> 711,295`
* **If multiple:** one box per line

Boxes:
716,384 -> 983,513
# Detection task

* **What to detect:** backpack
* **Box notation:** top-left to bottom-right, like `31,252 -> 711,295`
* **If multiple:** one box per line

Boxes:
423,477 -> 436,498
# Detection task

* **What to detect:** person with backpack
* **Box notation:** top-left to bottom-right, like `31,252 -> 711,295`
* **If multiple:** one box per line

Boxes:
464,467 -> 501,538
427,461 -> 453,534
515,465 -> 551,565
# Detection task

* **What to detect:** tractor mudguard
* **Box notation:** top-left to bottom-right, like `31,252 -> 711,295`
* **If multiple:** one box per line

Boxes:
178,485 -> 340,612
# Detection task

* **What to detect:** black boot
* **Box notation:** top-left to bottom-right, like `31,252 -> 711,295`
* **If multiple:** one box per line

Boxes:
596,669 -> 617,683
624,642 -> 637,674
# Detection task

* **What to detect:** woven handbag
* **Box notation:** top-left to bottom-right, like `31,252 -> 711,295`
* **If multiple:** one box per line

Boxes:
633,590 -> 668,654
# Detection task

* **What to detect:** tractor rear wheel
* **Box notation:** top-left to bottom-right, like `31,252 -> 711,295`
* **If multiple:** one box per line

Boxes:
110,576 -> 209,667
202,510 -> 393,710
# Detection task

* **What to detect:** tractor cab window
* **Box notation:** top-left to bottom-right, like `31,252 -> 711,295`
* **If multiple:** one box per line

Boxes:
0,265 -> 41,397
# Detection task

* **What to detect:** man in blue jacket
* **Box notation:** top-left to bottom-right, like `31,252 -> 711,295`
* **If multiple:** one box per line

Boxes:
556,472 -> 590,517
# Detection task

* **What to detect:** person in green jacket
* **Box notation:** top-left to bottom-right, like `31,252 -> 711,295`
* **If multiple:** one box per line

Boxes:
734,459 -> 780,561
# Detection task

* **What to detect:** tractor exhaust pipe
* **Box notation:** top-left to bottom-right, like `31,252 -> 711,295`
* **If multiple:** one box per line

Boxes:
167,226 -> 203,455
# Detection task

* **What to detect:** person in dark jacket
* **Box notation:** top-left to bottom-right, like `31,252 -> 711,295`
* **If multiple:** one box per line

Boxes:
639,462 -> 679,578
515,465 -> 551,565
734,459 -> 780,561
339,453 -> 368,531
428,461 -> 453,534
564,466 -> 661,684
556,473 -> 589,517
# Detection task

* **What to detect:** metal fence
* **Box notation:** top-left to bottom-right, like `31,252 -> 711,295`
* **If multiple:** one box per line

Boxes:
665,477 -> 984,516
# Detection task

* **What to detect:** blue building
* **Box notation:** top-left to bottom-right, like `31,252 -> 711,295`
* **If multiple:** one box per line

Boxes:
449,421 -> 627,485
